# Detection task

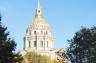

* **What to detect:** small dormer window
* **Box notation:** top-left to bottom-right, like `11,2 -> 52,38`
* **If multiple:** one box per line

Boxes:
38,10 -> 40,13
41,31 -> 43,35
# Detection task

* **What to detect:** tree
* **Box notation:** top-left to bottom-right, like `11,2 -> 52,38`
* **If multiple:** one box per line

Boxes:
22,51 -> 53,63
0,14 -> 23,63
67,26 -> 96,63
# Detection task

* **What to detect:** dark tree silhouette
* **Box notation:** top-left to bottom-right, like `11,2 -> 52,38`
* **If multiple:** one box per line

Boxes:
0,14 -> 23,63
67,26 -> 96,63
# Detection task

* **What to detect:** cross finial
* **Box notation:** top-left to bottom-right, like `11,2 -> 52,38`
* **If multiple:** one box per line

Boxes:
37,0 -> 40,8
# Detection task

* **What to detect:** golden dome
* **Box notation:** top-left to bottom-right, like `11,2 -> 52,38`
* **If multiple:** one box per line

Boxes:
28,7 -> 50,31
24,0 -> 53,52
29,18 -> 48,26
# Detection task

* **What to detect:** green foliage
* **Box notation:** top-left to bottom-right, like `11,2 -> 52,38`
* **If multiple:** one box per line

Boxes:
54,60 -> 64,63
67,26 -> 96,63
0,14 -> 23,63
13,54 -> 23,63
56,49 -> 67,63
22,51 -> 53,63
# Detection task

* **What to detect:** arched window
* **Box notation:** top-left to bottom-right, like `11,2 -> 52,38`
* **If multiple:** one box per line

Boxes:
29,31 -> 31,35
47,41 -> 48,47
41,31 -> 43,35
34,41 -> 37,47
29,41 -> 31,48
34,31 -> 36,35
40,41 -> 43,47
46,31 -> 48,35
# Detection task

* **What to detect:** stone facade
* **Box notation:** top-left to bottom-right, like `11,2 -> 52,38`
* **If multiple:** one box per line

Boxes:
24,7 -> 53,52
20,1 -> 67,62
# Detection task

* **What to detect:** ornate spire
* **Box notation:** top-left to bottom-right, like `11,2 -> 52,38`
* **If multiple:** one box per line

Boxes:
37,0 -> 40,8
35,0 -> 42,18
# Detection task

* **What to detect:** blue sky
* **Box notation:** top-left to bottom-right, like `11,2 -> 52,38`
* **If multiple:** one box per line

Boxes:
0,0 -> 96,51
